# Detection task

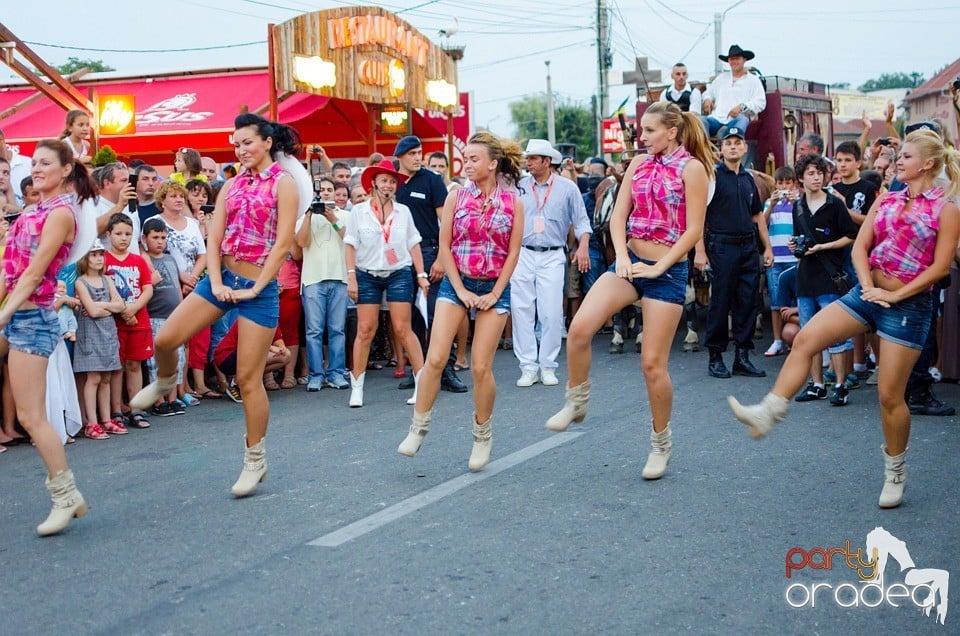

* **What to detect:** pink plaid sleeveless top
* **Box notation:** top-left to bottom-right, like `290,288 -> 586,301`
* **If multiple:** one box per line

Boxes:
869,186 -> 946,284
451,183 -> 515,278
222,162 -> 286,268
627,145 -> 692,247
3,193 -> 76,309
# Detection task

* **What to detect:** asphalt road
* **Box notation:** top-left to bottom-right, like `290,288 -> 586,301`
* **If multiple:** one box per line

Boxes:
2,333 -> 958,635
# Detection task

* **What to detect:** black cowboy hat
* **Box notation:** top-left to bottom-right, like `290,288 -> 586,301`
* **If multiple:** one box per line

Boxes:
719,44 -> 755,62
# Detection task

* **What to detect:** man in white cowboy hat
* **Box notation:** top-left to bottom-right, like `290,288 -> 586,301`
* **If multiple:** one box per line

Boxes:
700,44 -> 766,138
512,139 -> 592,388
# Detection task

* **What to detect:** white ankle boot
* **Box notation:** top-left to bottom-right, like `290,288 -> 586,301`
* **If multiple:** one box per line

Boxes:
398,409 -> 431,457
231,437 -> 266,497
545,380 -> 591,432
468,412 -> 492,471
130,373 -> 178,410
405,370 -> 420,406
641,425 -> 672,480
37,469 -> 87,536
727,392 -> 789,438
349,372 -> 365,408
879,446 -> 906,508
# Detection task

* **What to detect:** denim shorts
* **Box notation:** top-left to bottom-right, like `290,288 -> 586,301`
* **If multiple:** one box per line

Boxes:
766,262 -> 795,310
797,294 -> 854,354
1,308 -> 60,357
437,275 -> 511,314
606,253 -> 687,305
355,267 -> 413,305
836,284 -> 932,350
194,266 -> 280,329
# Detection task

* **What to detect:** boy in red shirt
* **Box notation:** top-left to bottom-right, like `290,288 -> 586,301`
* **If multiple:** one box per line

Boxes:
104,214 -> 154,428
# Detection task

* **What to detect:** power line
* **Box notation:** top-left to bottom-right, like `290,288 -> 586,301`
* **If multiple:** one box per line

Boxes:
652,0 -> 710,25
460,39 -> 594,71
23,40 -> 266,53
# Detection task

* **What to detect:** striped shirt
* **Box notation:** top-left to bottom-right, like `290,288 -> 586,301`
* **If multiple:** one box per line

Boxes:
221,162 -> 286,268
768,196 -> 798,264
451,182 -> 515,278
3,193 -> 76,309
869,186 -> 946,284
628,145 -> 691,247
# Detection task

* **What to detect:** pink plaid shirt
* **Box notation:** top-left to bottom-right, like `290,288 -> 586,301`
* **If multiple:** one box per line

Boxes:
3,193 -> 76,310
222,162 -> 285,268
869,186 -> 946,284
451,182 -> 515,278
627,145 -> 692,247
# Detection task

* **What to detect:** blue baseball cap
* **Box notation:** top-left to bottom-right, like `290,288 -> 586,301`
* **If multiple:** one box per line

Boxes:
722,126 -> 745,140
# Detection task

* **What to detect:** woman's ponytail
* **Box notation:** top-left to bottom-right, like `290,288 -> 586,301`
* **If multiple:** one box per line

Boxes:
69,159 -> 97,204
679,110 -> 716,180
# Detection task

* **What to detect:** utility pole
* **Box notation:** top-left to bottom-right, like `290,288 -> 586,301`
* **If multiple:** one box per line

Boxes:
714,0 -> 747,76
596,0 -> 611,157
545,60 -> 556,145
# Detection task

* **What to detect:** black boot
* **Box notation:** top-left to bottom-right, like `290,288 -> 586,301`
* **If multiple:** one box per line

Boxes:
908,387 -> 956,416
708,349 -> 731,379
733,348 -> 766,378
441,362 -> 468,393
398,368 -> 416,390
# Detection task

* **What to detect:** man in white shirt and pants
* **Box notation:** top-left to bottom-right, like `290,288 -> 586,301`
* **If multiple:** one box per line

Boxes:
512,139 -> 592,387
700,44 -> 766,138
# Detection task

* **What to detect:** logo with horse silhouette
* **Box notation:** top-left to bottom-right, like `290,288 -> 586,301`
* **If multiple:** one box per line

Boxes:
784,527 -> 949,625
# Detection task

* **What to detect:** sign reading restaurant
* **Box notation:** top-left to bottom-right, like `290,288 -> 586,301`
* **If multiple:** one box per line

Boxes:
272,7 -> 459,113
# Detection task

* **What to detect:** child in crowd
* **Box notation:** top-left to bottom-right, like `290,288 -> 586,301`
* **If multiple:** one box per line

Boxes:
763,166 -> 799,357
54,279 -> 78,353
213,318 -> 291,404
73,241 -> 126,439
104,213 -> 154,428
58,110 -> 92,165
0,157 -> 19,214
142,219 -> 187,417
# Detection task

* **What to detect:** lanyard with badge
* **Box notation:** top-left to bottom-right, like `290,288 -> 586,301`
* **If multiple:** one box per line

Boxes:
371,200 -> 399,265
530,175 -> 554,234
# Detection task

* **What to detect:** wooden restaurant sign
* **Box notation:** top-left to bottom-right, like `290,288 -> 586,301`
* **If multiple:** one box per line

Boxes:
272,7 -> 459,113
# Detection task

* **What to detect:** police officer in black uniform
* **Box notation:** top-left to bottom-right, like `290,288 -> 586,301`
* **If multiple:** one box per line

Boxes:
694,127 -> 773,378
393,135 -> 468,393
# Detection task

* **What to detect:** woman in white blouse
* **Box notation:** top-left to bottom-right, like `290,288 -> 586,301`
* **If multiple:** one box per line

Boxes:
344,160 -> 429,407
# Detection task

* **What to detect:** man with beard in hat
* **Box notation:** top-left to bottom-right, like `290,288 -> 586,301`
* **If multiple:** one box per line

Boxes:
700,44 -> 766,139
394,135 -> 468,393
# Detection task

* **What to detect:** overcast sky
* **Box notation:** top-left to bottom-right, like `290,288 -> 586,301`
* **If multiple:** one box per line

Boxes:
2,0 -> 957,142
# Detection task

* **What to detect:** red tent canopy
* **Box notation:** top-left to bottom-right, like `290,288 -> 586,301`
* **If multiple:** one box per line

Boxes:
0,68 -> 465,163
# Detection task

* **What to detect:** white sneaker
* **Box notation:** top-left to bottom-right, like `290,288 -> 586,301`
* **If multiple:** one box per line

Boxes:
516,369 -> 539,387
540,368 -> 559,386
764,340 -> 784,357
929,366 -> 942,382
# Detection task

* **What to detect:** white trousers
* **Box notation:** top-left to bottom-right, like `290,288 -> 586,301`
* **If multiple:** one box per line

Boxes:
510,248 -> 566,372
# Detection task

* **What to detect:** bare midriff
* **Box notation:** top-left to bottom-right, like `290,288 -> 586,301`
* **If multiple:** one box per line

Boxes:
222,255 -> 263,281
628,237 -> 674,262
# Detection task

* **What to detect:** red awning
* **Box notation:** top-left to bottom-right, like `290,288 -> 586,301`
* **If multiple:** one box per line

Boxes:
0,69 -> 464,163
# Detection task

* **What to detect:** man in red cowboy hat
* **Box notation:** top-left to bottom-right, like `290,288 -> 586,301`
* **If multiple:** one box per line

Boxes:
700,44 -> 766,138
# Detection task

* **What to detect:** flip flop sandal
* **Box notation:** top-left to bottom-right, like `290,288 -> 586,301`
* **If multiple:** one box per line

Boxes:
454,363 -> 470,372
386,358 -> 398,367
264,377 -> 281,391
200,390 -> 223,399
280,376 -> 297,389
366,361 -> 384,371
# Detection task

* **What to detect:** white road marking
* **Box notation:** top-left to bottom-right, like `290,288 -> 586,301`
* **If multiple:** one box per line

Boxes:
308,431 -> 584,548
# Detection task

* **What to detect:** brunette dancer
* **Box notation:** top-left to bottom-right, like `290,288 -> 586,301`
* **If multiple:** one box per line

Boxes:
1,139 -> 97,534
131,114 -> 307,497
545,102 -> 713,480
398,132 -> 524,470
729,129 -> 960,508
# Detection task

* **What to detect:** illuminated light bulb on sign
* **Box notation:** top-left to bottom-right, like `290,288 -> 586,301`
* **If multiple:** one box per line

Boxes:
388,59 -> 406,98
426,80 -> 457,108
98,96 -> 136,135
294,55 -> 337,89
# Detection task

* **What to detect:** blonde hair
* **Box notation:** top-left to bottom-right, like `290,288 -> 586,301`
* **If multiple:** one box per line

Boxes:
155,180 -> 188,211
643,102 -> 716,180
905,129 -> 960,199
467,131 -> 523,186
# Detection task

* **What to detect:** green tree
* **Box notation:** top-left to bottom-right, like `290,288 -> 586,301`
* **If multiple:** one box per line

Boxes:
509,94 -> 596,156
858,72 -> 925,92
54,57 -> 115,75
